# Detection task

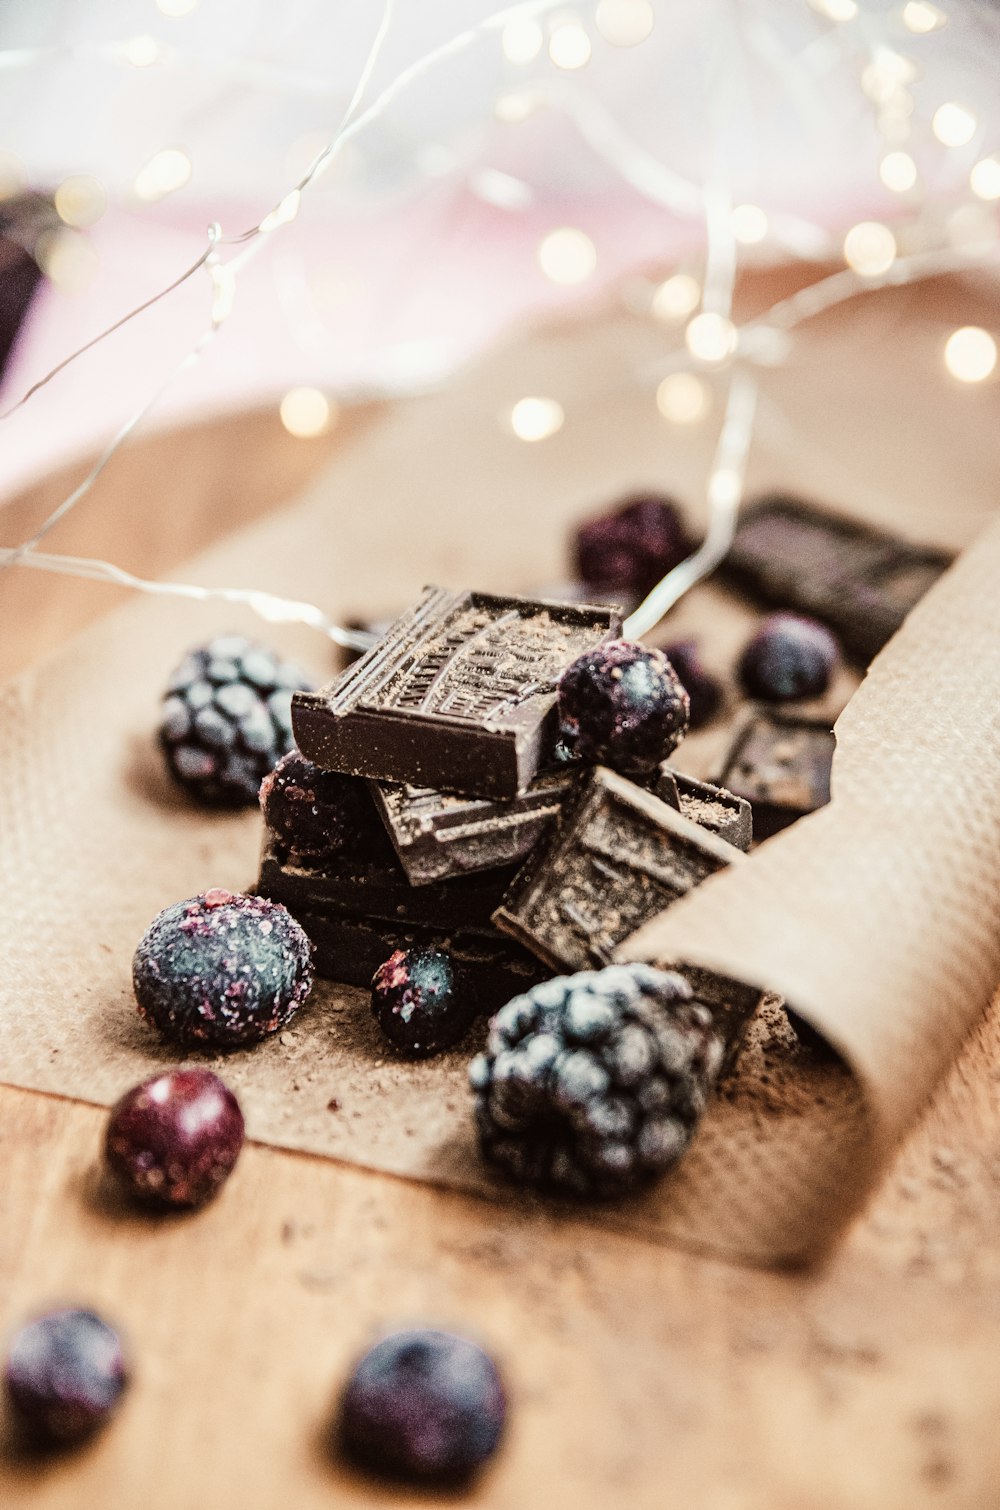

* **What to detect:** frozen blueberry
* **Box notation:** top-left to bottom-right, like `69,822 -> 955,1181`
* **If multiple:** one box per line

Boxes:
159,633 -> 314,807
557,640 -> 690,776
338,1329 -> 506,1484
470,964 -> 725,1198
104,1068 -> 245,1209
260,750 -> 391,865
371,948 -> 472,1058
659,639 -> 723,729
132,889 -> 313,1049
738,613 -> 839,702
574,494 -> 691,599
4,1309 -> 128,1444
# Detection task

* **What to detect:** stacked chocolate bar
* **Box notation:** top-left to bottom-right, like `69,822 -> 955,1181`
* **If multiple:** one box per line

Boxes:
256,586 -> 753,1006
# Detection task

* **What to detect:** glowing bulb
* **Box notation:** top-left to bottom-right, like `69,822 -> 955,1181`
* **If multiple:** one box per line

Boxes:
970,156 -> 1000,200
944,327 -> 996,383
731,204 -> 769,245
708,468 -> 742,510
595,0 -> 654,47
134,148 -> 192,202
123,34 -> 163,66
656,373 -> 710,425
280,388 -> 337,438
549,21 -> 592,70
537,227 -> 597,285
157,0 -> 199,12
509,397 -> 564,441
0,150 -> 27,201
502,17 -> 543,64
494,90 -> 539,124
808,0 -> 857,20
902,1 -> 946,33
879,151 -> 918,192
651,274 -> 701,322
36,228 -> 99,293
685,312 -> 737,365
54,175 -> 107,228
843,221 -> 896,276
260,189 -> 301,233
932,102 -> 977,147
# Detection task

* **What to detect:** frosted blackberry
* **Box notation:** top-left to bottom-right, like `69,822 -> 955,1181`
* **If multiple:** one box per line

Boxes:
738,613 -> 839,702
659,639 -> 723,729
260,750 -> 391,864
557,640 -> 690,776
159,633 -> 314,807
338,1329 -> 506,1484
133,889 -> 313,1048
469,964 -> 725,1197
574,494 -> 690,599
371,948 -> 473,1058
4,1309 -> 128,1444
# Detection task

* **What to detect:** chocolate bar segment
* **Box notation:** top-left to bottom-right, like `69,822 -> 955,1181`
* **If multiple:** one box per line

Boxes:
722,495 -> 951,661
370,767 -> 579,887
257,838 -> 516,932
654,767 -> 753,852
294,587 -> 622,800
716,706 -> 835,839
493,766 -> 740,974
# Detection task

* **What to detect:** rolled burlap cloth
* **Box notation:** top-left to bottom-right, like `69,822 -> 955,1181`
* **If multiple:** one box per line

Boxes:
620,514 -> 1000,1263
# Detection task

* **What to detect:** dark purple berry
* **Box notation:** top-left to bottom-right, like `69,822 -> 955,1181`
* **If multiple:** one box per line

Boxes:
371,948 -> 472,1058
105,1068 -> 245,1209
557,640 -> 690,776
259,750 -> 392,865
469,964 -> 725,1197
132,889 -> 313,1049
4,1310 -> 128,1444
738,613 -> 839,701
659,640 -> 723,729
574,494 -> 691,599
338,1329 -> 506,1483
158,633 -> 314,808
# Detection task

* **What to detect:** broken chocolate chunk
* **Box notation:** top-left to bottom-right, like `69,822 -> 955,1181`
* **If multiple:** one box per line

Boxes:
493,766 -> 740,974
722,495 -> 951,662
370,767 -> 579,887
716,706 -> 835,839
293,587 -> 622,800
654,767 -> 753,852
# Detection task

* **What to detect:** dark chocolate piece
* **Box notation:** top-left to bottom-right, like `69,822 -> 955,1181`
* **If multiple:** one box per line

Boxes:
293,587 -> 622,800
493,766 -> 739,974
722,495 -> 951,662
257,838 -> 517,933
654,767 -> 753,852
369,767 -> 579,887
716,707 -> 835,839
296,909 -> 547,1006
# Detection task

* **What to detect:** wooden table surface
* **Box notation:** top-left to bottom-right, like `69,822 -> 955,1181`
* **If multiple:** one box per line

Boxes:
2,415 -> 1000,1510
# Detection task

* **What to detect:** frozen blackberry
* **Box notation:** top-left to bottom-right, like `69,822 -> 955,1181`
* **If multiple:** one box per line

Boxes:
738,613 -> 839,702
371,948 -> 472,1059
574,494 -> 690,599
260,750 -> 391,864
659,639 -> 723,729
338,1329 -> 506,1484
557,640 -> 690,776
159,633 -> 314,807
469,964 -> 725,1197
4,1309 -> 128,1444
104,1068 -> 245,1208
133,889 -> 313,1049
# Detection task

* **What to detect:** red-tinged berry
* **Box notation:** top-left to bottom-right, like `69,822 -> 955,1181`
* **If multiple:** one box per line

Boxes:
557,640 -> 690,775
132,889 -> 313,1049
574,494 -> 690,599
338,1329 -> 506,1484
104,1068 -> 245,1208
4,1310 -> 128,1444
260,750 -> 392,864
371,948 -> 472,1058
738,613 -> 839,702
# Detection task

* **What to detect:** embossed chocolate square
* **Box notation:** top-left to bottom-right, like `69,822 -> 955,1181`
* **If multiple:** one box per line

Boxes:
293,587 -> 622,800
717,707 -> 835,839
493,766 -> 740,974
370,767 -> 579,887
